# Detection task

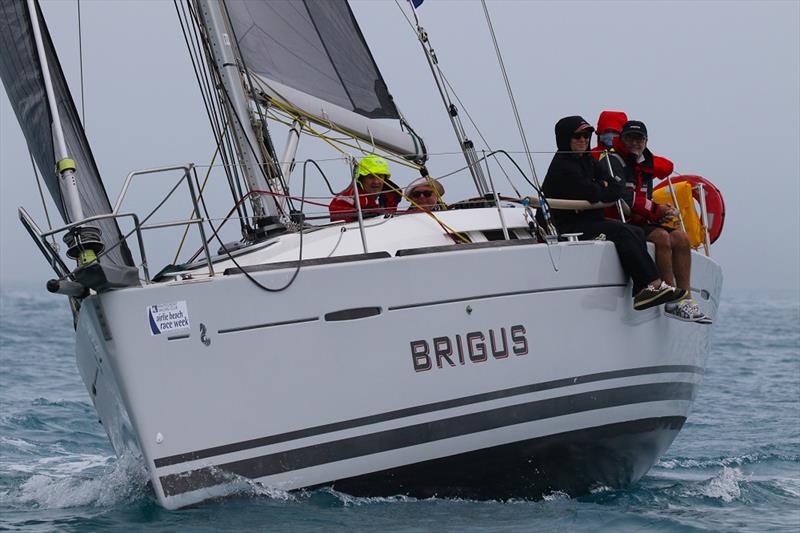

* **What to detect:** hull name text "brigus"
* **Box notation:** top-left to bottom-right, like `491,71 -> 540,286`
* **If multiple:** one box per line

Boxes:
411,325 -> 528,372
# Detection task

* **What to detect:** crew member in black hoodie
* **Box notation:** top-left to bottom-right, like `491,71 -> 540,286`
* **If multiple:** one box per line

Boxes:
540,116 -> 684,310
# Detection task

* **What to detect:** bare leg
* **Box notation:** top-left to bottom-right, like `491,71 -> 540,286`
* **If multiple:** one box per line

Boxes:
647,228 -> 675,286
670,230 -> 692,293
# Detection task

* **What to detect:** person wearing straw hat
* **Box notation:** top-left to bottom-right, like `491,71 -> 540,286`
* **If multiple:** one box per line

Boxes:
405,176 -> 445,212
329,155 -> 402,223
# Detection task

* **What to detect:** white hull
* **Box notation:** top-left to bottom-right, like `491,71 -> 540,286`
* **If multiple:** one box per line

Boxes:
73,209 -> 722,509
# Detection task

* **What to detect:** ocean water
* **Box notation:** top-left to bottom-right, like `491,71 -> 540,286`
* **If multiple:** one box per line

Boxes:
1,286 -> 798,532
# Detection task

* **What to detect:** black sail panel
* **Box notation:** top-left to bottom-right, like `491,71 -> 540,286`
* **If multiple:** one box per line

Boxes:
0,0 -> 135,271
225,0 -> 400,120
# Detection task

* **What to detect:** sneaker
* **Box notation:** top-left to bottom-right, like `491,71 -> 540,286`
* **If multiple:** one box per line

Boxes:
665,299 -> 713,324
633,282 -> 680,311
667,287 -> 689,303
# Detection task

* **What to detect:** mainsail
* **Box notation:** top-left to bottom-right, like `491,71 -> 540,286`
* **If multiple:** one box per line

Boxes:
223,0 -> 426,161
0,0 -> 135,273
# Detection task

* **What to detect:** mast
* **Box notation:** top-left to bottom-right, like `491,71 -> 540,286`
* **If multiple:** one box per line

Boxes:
193,0 -> 287,235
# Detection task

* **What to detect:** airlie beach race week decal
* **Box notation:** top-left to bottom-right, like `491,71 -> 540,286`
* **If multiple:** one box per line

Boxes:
147,301 -> 191,336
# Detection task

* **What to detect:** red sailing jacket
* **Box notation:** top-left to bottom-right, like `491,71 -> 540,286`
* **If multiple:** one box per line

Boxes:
613,144 -> 674,224
329,181 -> 402,222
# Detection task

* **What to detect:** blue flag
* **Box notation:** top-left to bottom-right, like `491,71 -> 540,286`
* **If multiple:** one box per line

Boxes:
411,0 -> 424,8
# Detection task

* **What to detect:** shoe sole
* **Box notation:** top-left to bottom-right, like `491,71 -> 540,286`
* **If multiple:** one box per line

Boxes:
664,311 -> 713,324
664,312 -> 695,322
634,288 -> 676,311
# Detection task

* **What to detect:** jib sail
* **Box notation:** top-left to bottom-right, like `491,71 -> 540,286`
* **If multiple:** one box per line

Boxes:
0,0 -> 136,274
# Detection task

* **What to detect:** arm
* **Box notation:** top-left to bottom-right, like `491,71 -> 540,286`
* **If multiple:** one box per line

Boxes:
329,189 -> 357,222
596,155 -> 625,202
548,160 -> 608,203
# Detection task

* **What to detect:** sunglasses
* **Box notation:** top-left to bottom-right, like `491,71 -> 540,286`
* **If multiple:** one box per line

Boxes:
410,189 -> 434,199
572,132 -> 592,140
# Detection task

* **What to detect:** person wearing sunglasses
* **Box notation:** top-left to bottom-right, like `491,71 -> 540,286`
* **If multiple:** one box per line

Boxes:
405,176 -> 445,212
538,115 -> 685,311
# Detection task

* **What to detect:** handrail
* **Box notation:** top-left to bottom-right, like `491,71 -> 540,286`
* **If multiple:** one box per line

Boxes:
18,207 -> 70,278
112,164 -> 215,278
696,183 -> 712,256
19,163 -> 217,286
35,210 -> 149,282
524,196 -> 618,211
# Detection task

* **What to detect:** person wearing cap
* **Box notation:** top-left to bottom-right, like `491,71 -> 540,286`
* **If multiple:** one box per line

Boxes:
619,120 -> 711,323
538,115 -> 685,311
591,110 -> 628,159
405,176 -> 445,212
329,155 -> 402,223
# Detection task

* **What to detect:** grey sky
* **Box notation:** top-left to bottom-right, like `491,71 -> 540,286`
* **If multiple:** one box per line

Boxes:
1,0 -> 798,291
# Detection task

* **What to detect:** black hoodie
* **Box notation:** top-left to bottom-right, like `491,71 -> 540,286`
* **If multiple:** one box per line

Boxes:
541,115 -> 623,226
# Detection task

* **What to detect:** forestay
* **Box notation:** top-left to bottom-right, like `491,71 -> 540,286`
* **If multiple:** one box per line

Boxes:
224,0 -> 426,161
0,0 -> 135,271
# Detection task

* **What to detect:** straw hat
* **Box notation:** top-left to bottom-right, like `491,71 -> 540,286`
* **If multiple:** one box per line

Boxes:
404,176 -> 445,197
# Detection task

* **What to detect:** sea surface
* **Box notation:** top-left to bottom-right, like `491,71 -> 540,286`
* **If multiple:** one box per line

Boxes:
1,286 -> 798,532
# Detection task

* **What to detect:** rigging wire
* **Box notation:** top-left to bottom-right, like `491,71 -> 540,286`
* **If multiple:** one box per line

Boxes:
29,153 -> 56,248
480,0 -> 556,236
55,170 -> 192,283
394,0 -> 520,195
175,0 -> 250,230
180,1 -> 287,222
479,0 -> 540,190
172,130 -> 225,264
192,163 -> 321,293
396,0 -> 489,194
220,0 -> 294,214
77,0 -> 85,125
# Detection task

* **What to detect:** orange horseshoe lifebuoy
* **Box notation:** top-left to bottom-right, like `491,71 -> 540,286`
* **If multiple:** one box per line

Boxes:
654,175 -> 725,244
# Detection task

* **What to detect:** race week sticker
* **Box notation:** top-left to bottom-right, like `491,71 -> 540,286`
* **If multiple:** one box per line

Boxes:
147,301 -> 190,336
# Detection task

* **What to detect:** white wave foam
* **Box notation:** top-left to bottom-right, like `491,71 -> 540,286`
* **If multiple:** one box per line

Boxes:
542,490 -> 571,501
246,480 -> 296,502
322,488 -> 417,506
0,436 -> 37,451
8,454 -> 149,509
5,453 -> 111,475
589,485 -> 613,494
692,467 -> 744,502
657,452 -> 797,470
772,477 -> 800,497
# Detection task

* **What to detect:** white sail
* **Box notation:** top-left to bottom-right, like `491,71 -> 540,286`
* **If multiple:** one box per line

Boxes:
224,0 -> 426,161
254,76 -> 425,159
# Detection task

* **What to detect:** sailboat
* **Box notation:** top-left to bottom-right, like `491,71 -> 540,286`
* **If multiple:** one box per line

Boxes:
1,0 -> 723,510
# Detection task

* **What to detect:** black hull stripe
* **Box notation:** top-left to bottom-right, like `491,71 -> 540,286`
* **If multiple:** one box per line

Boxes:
323,415 -> 687,500
387,283 -> 626,311
154,365 -> 702,468
218,317 -> 318,335
159,381 -> 696,497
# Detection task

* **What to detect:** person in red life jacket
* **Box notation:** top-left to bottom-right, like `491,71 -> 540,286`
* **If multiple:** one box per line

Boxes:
405,176 -> 445,212
591,110 -> 628,160
329,155 -> 402,223
619,120 -> 711,324
537,115 -> 685,311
